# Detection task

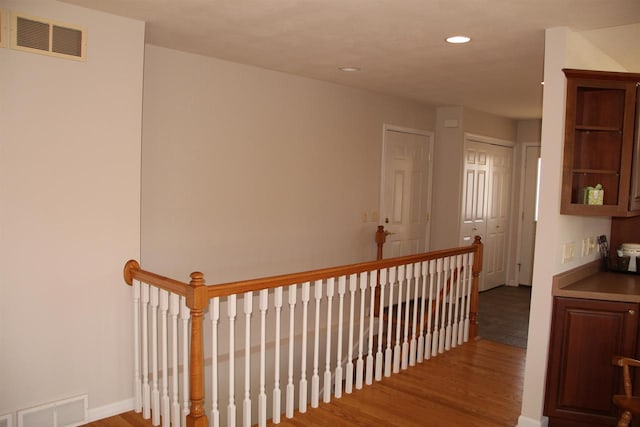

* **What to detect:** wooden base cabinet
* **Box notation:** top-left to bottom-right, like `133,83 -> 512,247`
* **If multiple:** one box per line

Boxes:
545,297 -> 639,426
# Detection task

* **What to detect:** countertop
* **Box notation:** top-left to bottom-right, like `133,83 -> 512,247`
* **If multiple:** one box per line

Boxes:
553,261 -> 640,303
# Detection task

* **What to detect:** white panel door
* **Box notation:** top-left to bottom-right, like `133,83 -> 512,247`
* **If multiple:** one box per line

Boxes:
485,145 -> 512,289
381,128 -> 433,258
460,144 -> 489,247
460,139 -> 513,291
518,145 -> 540,286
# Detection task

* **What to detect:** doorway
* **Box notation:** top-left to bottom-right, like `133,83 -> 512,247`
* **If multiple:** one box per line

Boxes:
379,125 -> 434,258
516,144 -> 541,286
459,135 -> 514,291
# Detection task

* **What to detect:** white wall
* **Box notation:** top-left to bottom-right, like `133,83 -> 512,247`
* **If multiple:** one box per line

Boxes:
141,45 -> 437,284
518,26 -> 630,427
0,0 -> 144,419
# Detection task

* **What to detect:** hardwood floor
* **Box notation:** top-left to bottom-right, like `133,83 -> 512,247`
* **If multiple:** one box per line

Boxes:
83,339 -> 525,427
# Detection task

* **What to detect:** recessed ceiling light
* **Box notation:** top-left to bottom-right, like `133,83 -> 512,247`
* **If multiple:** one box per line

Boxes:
338,66 -> 361,72
445,36 -> 471,44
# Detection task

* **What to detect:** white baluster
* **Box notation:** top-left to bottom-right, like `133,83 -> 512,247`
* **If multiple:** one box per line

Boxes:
209,297 -> 220,427
345,274 -> 357,394
180,296 -> 190,427
402,264 -> 412,370
150,287 -> 160,426
393,265 -> 404,373
286,285 -> 296,418
259,289 -> 268,427
458,254 -> 469,345
375,268 -> 387,381
409,263 -> 420,367
417,262 -> 428,363
464,252 -> 475,342
451,255 -> 462,349
445,256 -> 455,352
133,279 -> 142,413
227,294 -> 237,427
438,258 -> 448,354
324,278 -> 335,403
431,258 -> 442,357
299,282 -> 310,413
384,267 -> 396,377
169,293 -> 180,427
273,287 -> 283,424
141,282 -> 150,419
425,260 -> 436,360
243,292 -> 253,427
355,272 -> 367,389
334,276 -> 346,398
366,272 -> 376,385
159,290 -> 170,427
311,280 -> 322,408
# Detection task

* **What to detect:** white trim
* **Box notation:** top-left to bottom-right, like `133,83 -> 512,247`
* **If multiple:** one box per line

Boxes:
380,124 -> 435,252
0,413 -> 14,427
85,398 -> 134,423
516,414 -> 549,427
464,132 -> 515,148
514,142 -> 541,286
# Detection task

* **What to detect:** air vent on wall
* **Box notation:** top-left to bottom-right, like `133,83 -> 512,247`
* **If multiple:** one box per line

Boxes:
11,12 -> 85,61
17,395 -> 87,427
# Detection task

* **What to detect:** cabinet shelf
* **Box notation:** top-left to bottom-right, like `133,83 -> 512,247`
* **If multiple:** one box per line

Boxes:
572,169 -> 619,175
561,69 -> 640,216
575,125 -> 622,133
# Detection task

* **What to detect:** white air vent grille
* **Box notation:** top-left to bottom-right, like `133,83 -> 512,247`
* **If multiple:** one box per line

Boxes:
0,9 -> 6,48
17,395 -> 87,427
11,12 -> 85,61
52,25 -> 82,57
16,16 -> 49,51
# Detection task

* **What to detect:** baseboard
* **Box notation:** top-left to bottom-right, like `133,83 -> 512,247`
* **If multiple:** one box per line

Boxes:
86,398 -> 134,423
517,414 -> 549,427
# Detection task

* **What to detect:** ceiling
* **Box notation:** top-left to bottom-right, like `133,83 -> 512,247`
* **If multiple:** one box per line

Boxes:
61,0 -> 640,119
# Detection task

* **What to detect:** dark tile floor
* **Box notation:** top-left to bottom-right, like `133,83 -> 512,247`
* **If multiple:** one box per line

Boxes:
478,285 -> 532,348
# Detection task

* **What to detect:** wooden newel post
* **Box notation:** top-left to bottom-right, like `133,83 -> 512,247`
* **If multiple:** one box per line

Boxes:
469,236 -> 483,340
375,225 -> 387,261
186,272 -> 209,427
374,225 -> 387,316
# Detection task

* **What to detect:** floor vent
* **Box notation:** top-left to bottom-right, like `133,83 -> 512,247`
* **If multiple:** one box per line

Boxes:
11,12 -> 85,61
17,395 -> 87,427
0,413 -> 14,427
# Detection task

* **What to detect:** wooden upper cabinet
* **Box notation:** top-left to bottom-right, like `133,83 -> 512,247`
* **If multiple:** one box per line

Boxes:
561,69 -> 640,217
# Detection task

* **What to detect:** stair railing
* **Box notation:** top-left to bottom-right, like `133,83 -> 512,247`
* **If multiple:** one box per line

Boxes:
123,236 -> 482,427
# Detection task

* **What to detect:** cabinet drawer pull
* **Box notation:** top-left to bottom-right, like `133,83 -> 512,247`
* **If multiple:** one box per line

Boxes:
629,310 -> 636,315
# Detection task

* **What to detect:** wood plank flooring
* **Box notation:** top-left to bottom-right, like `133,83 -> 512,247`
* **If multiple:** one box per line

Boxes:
83,339 -> 525,427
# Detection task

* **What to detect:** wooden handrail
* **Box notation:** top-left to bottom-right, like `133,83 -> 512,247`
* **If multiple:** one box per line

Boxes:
123,259 -> 189,296
123,260 -> 209,427
123,236 -> 482,427
204,243 -> 480,299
